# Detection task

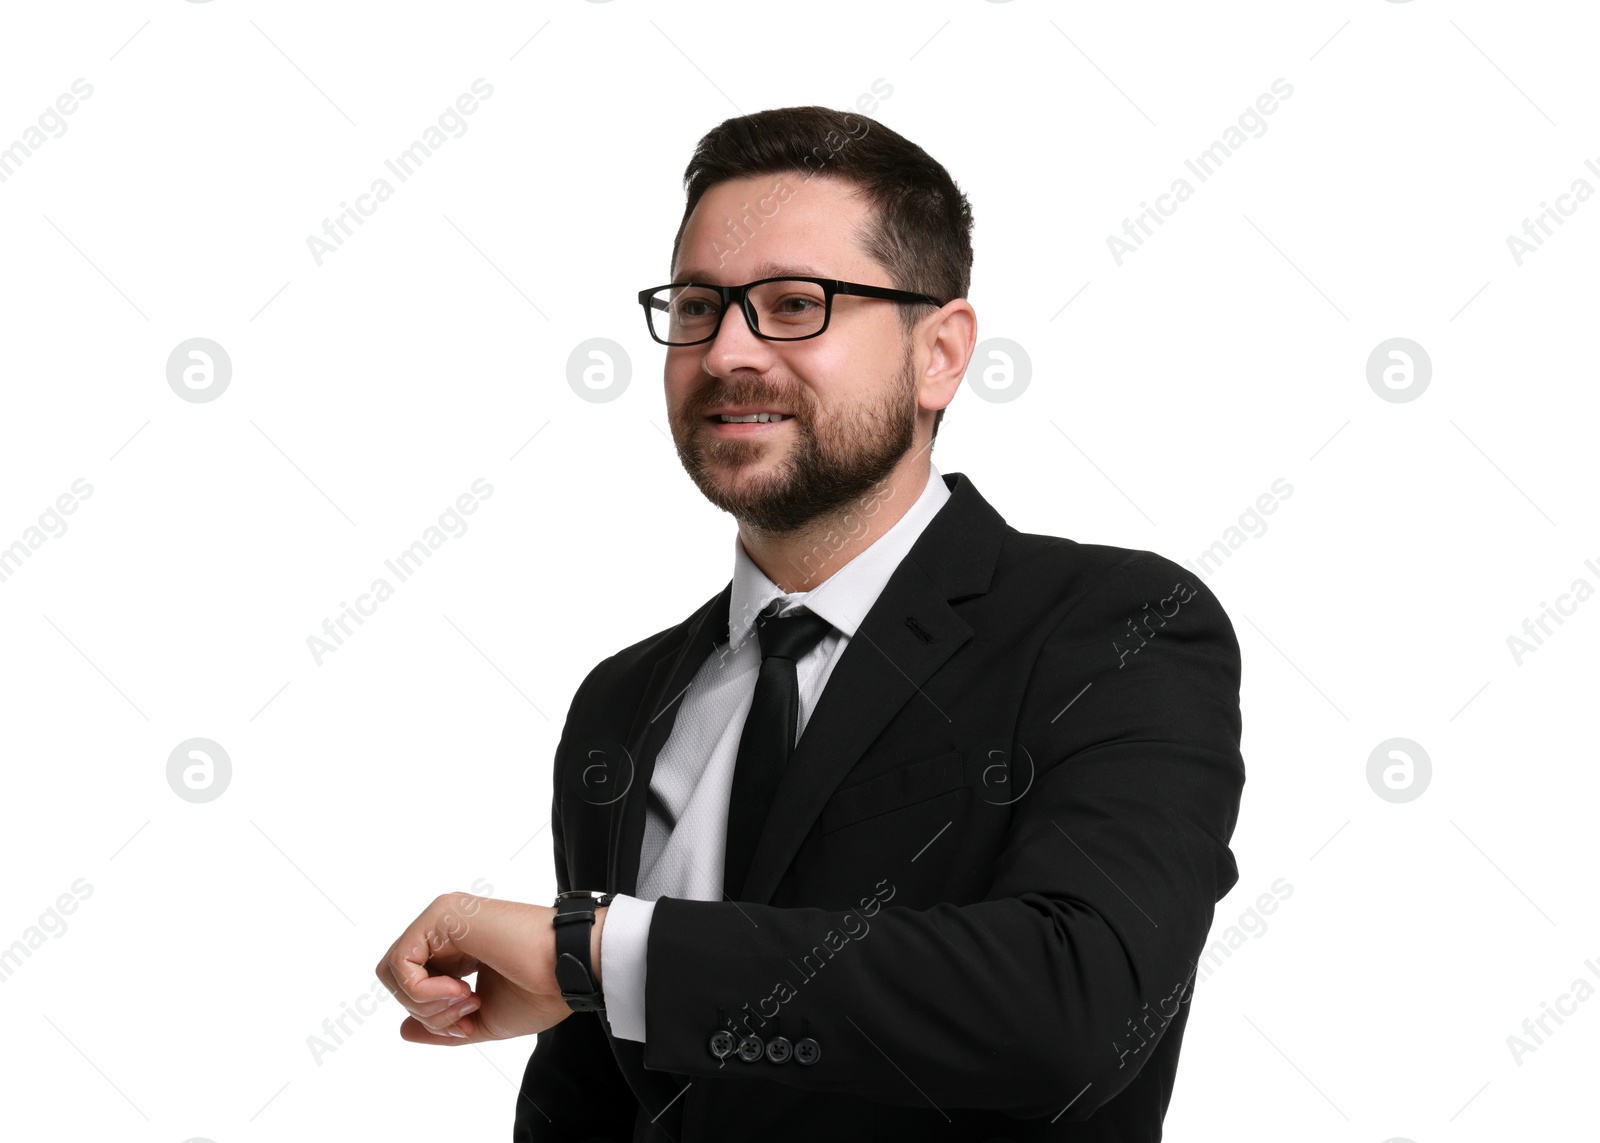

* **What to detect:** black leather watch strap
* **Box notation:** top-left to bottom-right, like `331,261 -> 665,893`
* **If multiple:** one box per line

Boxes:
552,890 -> 614,1013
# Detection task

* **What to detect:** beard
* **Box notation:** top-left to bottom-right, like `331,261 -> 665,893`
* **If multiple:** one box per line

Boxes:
670,338 -> 918,535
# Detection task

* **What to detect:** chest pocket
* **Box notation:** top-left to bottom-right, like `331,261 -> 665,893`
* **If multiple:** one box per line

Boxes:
819,750 -> 967,835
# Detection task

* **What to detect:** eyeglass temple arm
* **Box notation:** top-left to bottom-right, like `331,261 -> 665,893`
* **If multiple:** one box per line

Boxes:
831,281 -> 939,303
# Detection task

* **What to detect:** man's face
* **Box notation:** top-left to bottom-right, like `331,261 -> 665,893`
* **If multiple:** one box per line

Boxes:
664,174 -> 921,534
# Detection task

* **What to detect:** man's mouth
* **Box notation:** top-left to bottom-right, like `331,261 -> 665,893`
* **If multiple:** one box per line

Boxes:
708,412 -> 792,424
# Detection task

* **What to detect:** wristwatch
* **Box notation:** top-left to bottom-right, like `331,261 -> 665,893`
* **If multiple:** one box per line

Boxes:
552,889 -> 615,1013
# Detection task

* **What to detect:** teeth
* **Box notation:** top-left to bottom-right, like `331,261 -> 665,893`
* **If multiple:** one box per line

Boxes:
718,413 -> 788,423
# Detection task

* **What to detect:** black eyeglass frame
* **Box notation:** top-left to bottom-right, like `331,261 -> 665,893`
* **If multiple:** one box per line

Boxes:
636,276 -> 942,347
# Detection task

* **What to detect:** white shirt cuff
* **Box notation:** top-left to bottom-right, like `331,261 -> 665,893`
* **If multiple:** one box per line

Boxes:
600,893 -> 654,1042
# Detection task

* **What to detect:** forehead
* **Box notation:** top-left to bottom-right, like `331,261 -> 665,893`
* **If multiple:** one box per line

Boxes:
674,174 -> 877,282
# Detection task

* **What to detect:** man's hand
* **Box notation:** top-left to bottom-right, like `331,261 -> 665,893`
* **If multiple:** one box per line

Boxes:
374,892 -> 606,1045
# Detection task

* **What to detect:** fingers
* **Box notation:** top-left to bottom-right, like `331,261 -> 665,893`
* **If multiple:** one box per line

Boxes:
375,972 -> 473,1037
376,892 -> 477,991
414,992 -> 482,1040
401,999 -> 480,1045
376,971 -> 479,1039
375,892 -> 484,1035
412,984 -> 479,1027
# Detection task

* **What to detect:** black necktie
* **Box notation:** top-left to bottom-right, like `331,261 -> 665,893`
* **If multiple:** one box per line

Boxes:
723,602 -> 834,901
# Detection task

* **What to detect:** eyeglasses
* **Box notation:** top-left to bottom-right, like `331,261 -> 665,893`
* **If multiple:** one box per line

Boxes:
637,276 -> 942,347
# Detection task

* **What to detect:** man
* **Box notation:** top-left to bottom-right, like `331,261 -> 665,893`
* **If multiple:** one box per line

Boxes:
376,106 -> 1244,1142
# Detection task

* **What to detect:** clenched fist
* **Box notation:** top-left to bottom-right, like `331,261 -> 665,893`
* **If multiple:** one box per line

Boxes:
374,892 -> 606,1045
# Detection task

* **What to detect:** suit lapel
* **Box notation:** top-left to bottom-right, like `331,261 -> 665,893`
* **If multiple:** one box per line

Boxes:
740,473 -> 1006,902
608,581 -> 733,898
740,552 -> 972,903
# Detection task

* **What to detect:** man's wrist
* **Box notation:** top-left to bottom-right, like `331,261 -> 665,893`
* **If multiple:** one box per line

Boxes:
591,905 -> 606,990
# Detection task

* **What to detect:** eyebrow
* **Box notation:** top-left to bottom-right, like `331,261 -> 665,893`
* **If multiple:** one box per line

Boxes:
673,260 -> 830,283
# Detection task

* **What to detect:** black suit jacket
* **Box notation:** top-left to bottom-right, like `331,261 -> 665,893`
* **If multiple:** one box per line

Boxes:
515,470 -> 1244,1142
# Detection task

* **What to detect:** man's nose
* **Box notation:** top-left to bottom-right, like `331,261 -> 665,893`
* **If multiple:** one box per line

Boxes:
701,304 -> 771,372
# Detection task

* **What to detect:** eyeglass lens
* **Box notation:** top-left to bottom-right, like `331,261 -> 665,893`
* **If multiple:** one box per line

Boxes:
646,279 -> 828,344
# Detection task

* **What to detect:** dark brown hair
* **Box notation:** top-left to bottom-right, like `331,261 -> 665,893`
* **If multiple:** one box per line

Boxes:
670,105 -> 973,440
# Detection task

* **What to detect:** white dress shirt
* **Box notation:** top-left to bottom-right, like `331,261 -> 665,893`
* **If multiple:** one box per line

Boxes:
599,462 -> 952,1042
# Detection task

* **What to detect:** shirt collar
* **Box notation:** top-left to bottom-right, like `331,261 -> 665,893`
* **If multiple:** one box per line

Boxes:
727,462 -> 951,652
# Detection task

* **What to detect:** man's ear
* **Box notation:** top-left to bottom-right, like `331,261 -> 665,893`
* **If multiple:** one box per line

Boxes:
919,300 -> 977,415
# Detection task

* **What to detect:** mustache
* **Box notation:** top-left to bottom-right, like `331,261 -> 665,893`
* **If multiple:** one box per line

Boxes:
688,384 -> 807,417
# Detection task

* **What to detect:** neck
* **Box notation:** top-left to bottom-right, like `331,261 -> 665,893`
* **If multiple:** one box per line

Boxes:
738,453 -> 933,594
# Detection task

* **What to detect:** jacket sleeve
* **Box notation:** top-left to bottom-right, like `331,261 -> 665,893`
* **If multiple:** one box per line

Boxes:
637,554 -> 1244,1120
514,667 -> 641,1143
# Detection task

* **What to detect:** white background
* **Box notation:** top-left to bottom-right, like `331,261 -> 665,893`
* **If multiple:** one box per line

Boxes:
0,1 -> 1595,1139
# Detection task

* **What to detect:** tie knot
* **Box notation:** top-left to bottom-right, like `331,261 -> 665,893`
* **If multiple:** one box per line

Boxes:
754,603 -> 833,663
